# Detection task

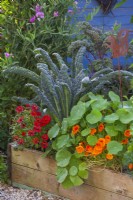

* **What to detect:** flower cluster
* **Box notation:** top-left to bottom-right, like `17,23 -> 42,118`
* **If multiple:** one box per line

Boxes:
73,123 -> 132,161
11,104 -> 52,150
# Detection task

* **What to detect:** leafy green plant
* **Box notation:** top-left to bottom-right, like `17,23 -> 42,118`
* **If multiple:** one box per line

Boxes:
48,91 -> 133,188
0,155 -> 8,183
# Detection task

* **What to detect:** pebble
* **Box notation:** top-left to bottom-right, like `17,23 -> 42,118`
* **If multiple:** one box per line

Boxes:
0,183 -> 68,200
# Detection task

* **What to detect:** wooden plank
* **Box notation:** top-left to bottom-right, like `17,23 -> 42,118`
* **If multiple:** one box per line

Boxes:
11,146 -> 56,174
87,168 -> 133,199
12,163 -> 60,196
12,163 -> 132,200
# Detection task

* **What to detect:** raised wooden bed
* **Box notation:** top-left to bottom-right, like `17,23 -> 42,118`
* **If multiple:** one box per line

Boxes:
8,144 -> 133,200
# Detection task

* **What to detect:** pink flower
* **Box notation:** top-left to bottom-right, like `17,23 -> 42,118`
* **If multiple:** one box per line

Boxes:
36,11 -> 44,19
29,16 -> 36,23
4,52 -> 11,58
53,11 -> 59,17
35,4 -> 41,13
68,9 -> 73,14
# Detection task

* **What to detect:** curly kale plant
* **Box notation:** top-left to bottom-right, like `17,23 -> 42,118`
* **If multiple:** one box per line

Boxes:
3,48 -> 91,124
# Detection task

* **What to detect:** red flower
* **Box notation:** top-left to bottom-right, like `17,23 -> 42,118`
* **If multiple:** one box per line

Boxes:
41,141 -> 48,149
31,105 -> 39,111
28,130 -> 35,136
31,111 -> 41,117
34,118 -> 41,127
16,106 -> 24,113
22,132 -> 26,136
17,138 -> 24,145
33,126 -> 42,133
32,137 -> 39,144
21,123 -> 26,128
12,135 -> 19,141
25,104 -> 31,108
41,134 -> 49,141
41,115 -> 51,126
17,116 -> 24,123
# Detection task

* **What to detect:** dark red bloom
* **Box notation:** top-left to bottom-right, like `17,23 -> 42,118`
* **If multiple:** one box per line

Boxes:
12,135 -> 19,141
31,111 -> 41,117
16,106 -> 24,113
34,118 -> 41,127
40,115 -> 51,126
17,138 -> 24,145
31,105 -> 39,111
28,130 -> 35,136
33,126 -> 41,133
17,116 -> 24,123
25,104 -> 31,108
21,123 -> 26,128
41,141 -> 48,149
32,137 -> 39,144
41,134 -> 49,141
22,132 -> 26,136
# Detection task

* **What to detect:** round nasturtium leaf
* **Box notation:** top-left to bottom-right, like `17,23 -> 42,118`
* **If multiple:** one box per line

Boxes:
86,109 -> 102,124
87,135 -> 98,146
56,135 -> 69,149
79,162 -> 88,171
56,149 -> 72,167
104,113 -> 119,123
116,108 -> 133,124
105,125 -> 118,136
78,170 -> 89,179
57,167 -> 68,183
70,175 -> 84,186
109,91 -> 120,102
69,166 -> 78,176
107,141 -> 123,155
48,123 -> 60,139
70,102 -> 86,120
81,128 -> 90,136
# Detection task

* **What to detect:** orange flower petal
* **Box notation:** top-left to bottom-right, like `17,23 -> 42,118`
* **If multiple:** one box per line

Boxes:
106,153 -> 113,160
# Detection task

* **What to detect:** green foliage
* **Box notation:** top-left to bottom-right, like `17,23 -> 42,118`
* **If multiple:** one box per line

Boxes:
47,91 -> 133,188
0,155 -> 8,183
68,21 -> 133,97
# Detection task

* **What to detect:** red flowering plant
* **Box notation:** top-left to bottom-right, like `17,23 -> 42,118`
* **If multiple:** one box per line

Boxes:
48,91 -> 133,188
11,104 -> 52,151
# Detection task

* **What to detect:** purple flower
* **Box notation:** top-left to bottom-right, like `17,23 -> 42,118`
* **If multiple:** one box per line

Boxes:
4,52 -> 11,58
68,9 -> 73,14
29,16 -> 36,23
53,11 -> 59,17
35,4 -> 41,13
36,11 -> 44,19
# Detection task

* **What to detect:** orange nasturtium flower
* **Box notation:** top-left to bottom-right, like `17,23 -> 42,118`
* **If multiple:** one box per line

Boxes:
106,153 -> 113,160
91,147 -> 102,156
97,138 -> 106,147
121,138 -> 128,145
76,145 -> 85,154
124,130 -> 131,137
90,128 -> 97,135
86,145 -> 93,153
98,123 -> 105,132
128,163 -> 133,170
105,135 -> 111,144
72,125 -> 80,135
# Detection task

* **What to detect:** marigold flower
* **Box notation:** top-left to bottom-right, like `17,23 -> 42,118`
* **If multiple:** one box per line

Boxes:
76,145 -> 85,154
121,138 -> 128,144
124,130 -> 131,137
98,123 -> 104,132
105,135 -> 111,144
106,153 -> 113,160
90,128 -> 97,135
86,145 -> 93,153
128,163 -> 133,170
97,138 -> 106,147
72,125 -> 80,135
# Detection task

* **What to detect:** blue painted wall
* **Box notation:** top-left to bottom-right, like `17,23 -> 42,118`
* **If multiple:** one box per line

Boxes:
73,0 -> 133,66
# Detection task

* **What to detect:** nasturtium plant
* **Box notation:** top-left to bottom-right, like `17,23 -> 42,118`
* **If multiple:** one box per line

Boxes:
48,91 -> 133,188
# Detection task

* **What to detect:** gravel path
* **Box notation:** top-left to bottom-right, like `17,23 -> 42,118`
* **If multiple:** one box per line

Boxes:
0,183 -> 67,200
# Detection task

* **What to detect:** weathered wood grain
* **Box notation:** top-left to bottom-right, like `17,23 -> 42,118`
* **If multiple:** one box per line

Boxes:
10,145 -> 133,200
